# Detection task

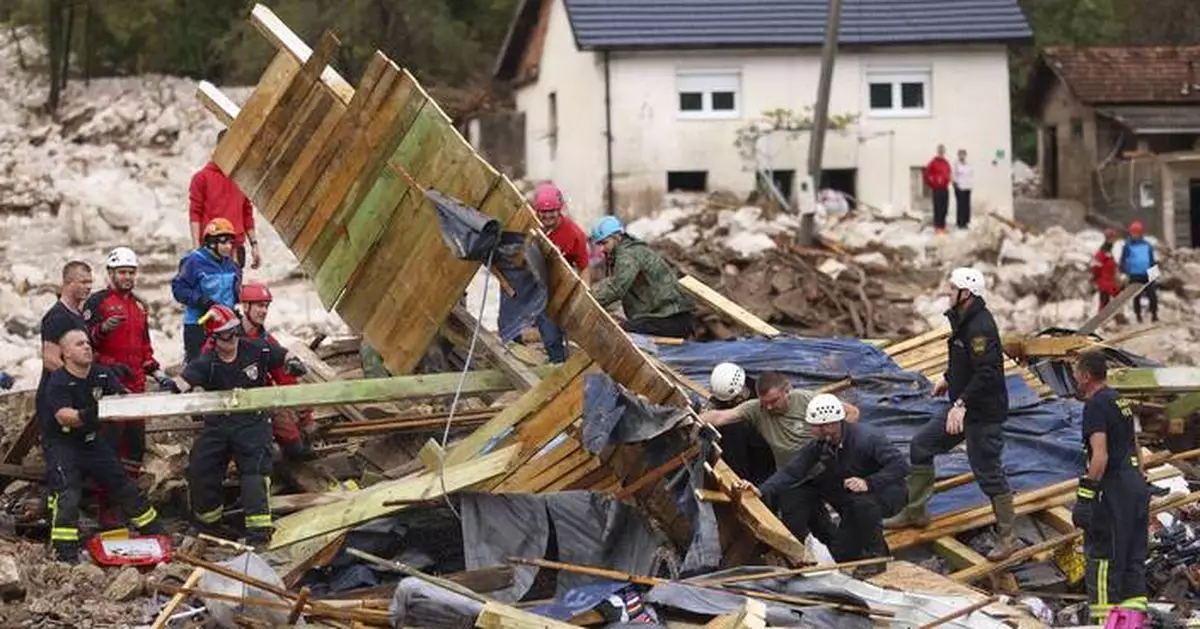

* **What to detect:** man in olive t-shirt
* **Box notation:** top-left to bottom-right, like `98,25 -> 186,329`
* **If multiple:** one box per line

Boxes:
699,371 -> 861,543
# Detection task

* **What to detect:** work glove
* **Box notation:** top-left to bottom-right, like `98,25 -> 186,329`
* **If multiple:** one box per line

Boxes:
78,406 -> 99,432
197,297 -> 215,313
1072,477 -> 1100,530
1119,273 -> 1130,287
100,315 -> 126,335
142,359 -> 160,375
153,371 -> 181,394
284,356 -> 308,377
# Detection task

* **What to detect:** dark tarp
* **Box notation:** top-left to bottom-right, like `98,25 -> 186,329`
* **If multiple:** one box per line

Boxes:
427,189 -> 548,343
581,373 -> 721,574
459,491 -> 663,602
656,337 -> 1087,516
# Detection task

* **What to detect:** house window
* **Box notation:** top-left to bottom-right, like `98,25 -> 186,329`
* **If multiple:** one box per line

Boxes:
547,92 -> 558,160
667,171 -> 708,192
1070,118 -> 1083,139
676,71 -> 740,119
866,69 -> 931,117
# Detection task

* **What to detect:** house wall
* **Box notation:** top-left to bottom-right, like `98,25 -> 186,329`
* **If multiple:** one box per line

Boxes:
1036,80 -> 1096,205
513,0 -> 608,228
1095,157 -> 1164,237
509,2 -> 1018,228
601,46 -> 1016,221
1166,160 -> 1200,247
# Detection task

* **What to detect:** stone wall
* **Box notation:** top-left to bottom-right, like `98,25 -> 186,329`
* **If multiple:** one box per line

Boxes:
1014,198 -> 1088,232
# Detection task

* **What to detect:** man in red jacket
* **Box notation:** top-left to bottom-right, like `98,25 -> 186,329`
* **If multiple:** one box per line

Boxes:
201,283 -> 317,460
83,247 -> 169,531
190,130 -> 261,269
526,182 -> 590,362
924,144 -> 952,234
1092,228 -> 1121,312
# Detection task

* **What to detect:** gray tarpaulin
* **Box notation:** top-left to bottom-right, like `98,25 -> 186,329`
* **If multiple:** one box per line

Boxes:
460,491 -> 663,602
580,373 -> 721,575
428,189 -> 548,343
388,578 -> 484,629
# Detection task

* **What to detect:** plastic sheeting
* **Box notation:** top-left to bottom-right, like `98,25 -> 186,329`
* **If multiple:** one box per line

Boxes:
657,337 -> 1087,516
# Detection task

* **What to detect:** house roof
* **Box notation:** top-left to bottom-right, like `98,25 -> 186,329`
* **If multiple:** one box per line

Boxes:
1028,46 -> 1200,114
1096,106 -> 1200,134
495,0 -> 1031,79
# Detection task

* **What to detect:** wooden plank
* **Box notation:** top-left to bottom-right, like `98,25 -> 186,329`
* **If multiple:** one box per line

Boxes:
1109,367 -> 1200,393
213,50 -> 301,176
417,438 -> 445,471
1078,281 -> 1150,334
448,305 -> 540,390
249,3 -> 354,103
931,537 -> 989,572
475,601 -> 579,629
99,367 -> 556,420
1039,506 -> 1075,535
1002,335 -> 1095,361
270,444 -> 520,549
706,459 -> 808,563
279,334 -> 370,423
196,81 -> 240,126
260,90 -> 345,222
444,352 -> 591,467
882,328 -> 951,356
678,275 -> 781,338
493,436 -> 580,492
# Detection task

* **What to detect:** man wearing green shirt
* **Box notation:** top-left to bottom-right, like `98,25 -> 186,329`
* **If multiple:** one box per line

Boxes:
699,371 -> 860,543
589,215 -> 694,338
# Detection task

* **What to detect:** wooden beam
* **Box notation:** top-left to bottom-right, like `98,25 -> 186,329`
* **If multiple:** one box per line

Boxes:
1165,392 -> 1200,419
678,275 -> 781,338
248,3 -> 354,103
448,305 -> 540,390
196,81 -> 241,126
1078,281 -> 1150,334
1002,335 -> 1095,361
931,537 -> 989,572
476,601 -> 579,629
1039,506 -> 1075,535
706,460 -> 808,563
1109,367 -> 1200,393
99,367 -> 556,421
269,444 -> 520,549
418,438 -> 445,471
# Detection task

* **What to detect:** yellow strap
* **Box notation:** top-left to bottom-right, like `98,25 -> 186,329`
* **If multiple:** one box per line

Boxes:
245,514 -> 273,529
1078,487 -> 1096,499
131,507 -> 158,528
194,506 -> 224,524
1119,596 -> 1148,611
51,527 -> 80,541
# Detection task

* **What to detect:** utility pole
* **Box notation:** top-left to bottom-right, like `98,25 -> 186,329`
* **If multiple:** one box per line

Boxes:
799,0 -> 843,246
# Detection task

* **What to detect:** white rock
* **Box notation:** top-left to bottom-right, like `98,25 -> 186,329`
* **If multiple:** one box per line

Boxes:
818,258 -> 849,280
851,251 -> 890,270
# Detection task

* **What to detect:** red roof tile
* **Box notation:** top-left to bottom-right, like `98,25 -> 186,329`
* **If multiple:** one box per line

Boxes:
1043,46 -> 1200,104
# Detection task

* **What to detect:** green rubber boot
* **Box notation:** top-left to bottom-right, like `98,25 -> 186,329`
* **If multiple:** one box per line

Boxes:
883,464 -> 935,529
987,493 -> 1021,561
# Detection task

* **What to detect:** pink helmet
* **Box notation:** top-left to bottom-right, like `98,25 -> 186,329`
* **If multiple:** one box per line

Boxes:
532,182 -> 565,213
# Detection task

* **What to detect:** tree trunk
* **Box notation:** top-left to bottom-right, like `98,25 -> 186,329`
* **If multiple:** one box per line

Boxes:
46,0 -> 63,113
59,0 -> 76,95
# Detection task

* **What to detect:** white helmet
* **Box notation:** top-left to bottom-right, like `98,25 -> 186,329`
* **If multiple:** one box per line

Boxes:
106,247 -> 139,269
805,393 -> 846,425
949,267 -> 986,297
710,362 -> 746,402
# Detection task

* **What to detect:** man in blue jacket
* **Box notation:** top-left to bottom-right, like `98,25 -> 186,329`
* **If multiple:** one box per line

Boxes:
172,218 -> 241,362
1119,220 -> 1157,323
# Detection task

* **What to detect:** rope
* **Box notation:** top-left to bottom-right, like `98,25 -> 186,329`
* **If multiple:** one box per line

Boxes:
438,246 -> 496,520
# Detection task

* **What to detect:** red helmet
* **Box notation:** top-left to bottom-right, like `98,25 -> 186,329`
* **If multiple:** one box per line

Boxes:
1128,220 -> 1144,236
204,218 -> 237,240
532,182 -> 564,214
240,282 -> 273,304
199,304 -> 240,336
1104,227 -> 1118,240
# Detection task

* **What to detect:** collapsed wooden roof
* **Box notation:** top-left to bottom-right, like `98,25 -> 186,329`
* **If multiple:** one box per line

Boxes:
194,5 -> 801,561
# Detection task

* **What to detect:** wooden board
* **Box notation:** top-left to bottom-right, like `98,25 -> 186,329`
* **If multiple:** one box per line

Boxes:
270,444 -> 520,549
678,275 -> 781,337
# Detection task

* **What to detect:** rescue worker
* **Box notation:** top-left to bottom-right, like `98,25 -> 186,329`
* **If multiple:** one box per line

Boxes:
737,394 -> 907,579
1071,350 -> 1149,624
83,247 -> 170,531
884,267 -> 1020,561
172,218 -> 241,363
41,329 -> 163,563
589,215 -> 694,338
190,129 -> 261,269
1119,220 -> 1158,323
231,283 -> 317,461
169,305 -> 307,545
699,371 -> 860,544
524,182 -> 590,363
39,262 -> 93,405
1092,229 -> 1120,312
708,362 -> 774,484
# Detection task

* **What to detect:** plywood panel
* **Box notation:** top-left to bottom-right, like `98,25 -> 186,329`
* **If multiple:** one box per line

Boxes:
213,51 -> 302,176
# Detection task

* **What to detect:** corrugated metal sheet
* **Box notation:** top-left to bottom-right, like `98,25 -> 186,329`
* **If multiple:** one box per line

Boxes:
563,0 -> 1031,49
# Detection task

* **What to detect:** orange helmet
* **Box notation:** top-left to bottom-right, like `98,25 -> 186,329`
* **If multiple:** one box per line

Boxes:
1128,220 -> 1144,237
198,304 -> 240,336
240,283 -> 273,304
203,218 -> 237,240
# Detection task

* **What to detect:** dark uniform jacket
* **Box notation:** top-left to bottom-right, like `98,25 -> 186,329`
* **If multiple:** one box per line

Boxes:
944,297 -> 1007,422
758,423 -> 908,500
39,365 -> 126,442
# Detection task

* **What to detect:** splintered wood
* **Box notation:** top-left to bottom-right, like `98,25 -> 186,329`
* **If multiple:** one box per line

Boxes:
199,3 -> 803,563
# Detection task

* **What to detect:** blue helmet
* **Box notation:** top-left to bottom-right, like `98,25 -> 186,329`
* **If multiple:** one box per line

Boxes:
590,215 -> 624,243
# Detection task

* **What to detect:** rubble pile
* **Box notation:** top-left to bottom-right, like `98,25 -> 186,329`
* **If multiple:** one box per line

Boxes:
629,193 -> 1200,364
0,28 -> 350,387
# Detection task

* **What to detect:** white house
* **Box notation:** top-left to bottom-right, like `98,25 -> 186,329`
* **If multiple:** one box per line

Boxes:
493,0 -> 1032,227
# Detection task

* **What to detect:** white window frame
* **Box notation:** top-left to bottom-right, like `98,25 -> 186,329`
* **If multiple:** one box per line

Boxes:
865,68 -> 931,118
676,70 -> 741,120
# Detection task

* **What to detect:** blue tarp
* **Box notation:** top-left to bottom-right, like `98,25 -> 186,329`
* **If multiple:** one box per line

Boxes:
656,337 -> 1086,516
